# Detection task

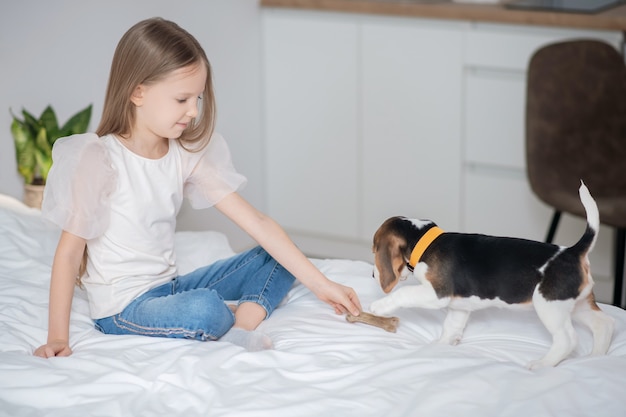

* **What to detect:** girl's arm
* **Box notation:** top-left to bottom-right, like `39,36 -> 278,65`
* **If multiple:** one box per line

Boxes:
34,231 -> 86,358
215,192 -> 362,316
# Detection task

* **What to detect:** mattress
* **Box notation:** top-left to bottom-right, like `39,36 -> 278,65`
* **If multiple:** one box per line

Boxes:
1,193 -> 625,417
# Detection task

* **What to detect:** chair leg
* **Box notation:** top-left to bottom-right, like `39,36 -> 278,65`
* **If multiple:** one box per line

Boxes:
545,211 -> 562,244
612,228 -> 626,309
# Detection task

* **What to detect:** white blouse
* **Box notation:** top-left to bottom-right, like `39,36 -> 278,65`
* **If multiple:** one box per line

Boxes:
42,133 -> 247,319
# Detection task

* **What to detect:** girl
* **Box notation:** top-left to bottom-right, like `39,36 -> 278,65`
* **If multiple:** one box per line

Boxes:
34,17 -> 361,357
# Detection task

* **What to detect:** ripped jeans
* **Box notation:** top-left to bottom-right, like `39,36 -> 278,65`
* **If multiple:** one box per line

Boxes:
94,246 -> 295,341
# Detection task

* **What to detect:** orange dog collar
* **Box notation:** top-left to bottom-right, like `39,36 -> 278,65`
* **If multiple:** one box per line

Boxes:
409,227 -> 445,268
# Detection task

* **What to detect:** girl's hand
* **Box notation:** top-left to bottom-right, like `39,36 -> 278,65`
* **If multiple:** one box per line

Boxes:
34,340 -> 72,358
313,279 -> 362,316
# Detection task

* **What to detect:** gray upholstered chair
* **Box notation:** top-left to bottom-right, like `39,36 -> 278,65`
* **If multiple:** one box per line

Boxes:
526,39 -> 626,308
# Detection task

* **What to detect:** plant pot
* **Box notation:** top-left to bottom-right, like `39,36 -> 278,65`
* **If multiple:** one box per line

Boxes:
23,184 -> 45,209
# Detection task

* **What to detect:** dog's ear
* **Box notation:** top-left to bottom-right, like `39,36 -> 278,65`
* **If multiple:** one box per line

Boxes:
375,233 -> 405,293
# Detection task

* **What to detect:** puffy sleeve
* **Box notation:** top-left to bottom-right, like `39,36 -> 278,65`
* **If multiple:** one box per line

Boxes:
41,133 -> 117,240
182,133 -> 247,209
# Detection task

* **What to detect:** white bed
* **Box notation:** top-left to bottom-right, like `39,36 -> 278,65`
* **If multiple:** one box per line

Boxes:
1,194 -> 626,417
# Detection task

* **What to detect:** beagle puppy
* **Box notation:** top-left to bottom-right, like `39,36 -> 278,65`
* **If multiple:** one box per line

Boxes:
370,182 -> 614,369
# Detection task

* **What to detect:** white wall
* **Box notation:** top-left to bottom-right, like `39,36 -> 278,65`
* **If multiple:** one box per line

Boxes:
0,0 -> 262,250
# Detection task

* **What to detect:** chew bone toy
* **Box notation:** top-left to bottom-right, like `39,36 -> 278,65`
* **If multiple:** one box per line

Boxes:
346,312 -> 399,333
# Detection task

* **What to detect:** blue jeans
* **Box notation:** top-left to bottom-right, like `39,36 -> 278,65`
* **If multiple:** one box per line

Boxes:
94,246 -> 295,341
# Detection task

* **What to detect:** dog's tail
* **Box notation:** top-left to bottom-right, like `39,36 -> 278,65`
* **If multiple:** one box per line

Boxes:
570,181 -> 600,255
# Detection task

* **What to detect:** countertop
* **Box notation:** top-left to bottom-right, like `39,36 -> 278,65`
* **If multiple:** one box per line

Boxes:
260,0 -> 626,31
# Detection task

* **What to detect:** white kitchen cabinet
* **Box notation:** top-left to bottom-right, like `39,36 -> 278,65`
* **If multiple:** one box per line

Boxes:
263,11 -> 360,239
361,17 -> 465,239
263,10 -> 465,260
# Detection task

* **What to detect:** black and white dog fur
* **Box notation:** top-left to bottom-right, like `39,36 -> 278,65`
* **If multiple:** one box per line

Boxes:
370,182 -> 614,369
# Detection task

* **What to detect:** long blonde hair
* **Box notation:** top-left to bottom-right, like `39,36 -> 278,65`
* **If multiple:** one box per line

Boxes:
96,17 -> 216,150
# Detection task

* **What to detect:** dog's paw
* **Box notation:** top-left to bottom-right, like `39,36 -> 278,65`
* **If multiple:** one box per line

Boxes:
436,333 -> 463,346
526,359 -> 556,370
370,298 -> 395,316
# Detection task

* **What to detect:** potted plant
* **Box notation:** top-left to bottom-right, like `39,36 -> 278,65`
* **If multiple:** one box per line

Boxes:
10,104 -> 92,208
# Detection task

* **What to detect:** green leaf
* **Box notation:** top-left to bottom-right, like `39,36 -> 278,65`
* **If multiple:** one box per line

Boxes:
40,105 -> 60,142
35,126 -> 51,155
33,127 -> 50,182
10,117 -> 30,148
9,109 -> 26,130
35,148 -> 53,182
59,104 -> 92,141
11,118 -> 36,184
21,109 -> 40,136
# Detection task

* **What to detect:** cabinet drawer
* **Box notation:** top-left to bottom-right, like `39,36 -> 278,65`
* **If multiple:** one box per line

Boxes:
465,23 -> 622,71
464,68 -> 526,169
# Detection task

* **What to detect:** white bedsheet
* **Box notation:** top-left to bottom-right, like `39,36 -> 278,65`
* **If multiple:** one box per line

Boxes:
1,194 -> 626,417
